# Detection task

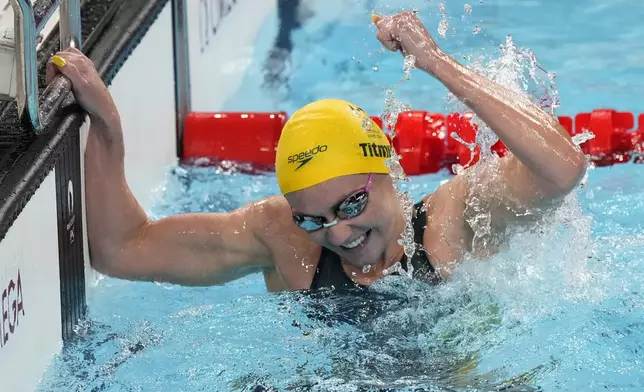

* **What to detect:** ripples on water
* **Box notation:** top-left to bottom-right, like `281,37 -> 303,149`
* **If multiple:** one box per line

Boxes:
37,164 -> 644,391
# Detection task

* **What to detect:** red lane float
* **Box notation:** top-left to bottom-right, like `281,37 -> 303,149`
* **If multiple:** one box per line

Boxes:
387,111 -> 446,175
446,112 -> 481,171
575,110 -> 635,166
182,109 -> 644,175
183,111 -> 287,168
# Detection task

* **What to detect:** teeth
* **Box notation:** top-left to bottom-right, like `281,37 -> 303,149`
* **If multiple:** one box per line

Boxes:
343,234 -> 366,249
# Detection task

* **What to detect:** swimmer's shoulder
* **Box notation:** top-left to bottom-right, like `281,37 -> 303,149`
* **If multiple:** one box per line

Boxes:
247,195 -> 306,231
245,194 -> 290,220
243,195 -> 303,239
247,195 -> 321,290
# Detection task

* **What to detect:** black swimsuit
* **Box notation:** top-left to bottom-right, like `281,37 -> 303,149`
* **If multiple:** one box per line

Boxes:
310,200 -> 439,290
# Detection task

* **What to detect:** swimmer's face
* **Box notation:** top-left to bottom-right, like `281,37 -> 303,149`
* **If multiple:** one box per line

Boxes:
285,173 -> 401,267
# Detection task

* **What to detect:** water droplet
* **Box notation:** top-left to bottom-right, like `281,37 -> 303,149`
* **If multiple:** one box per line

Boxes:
402,55 -> 416,80
438,20 -> 449,38
572,130 -> 595,146
438,3 -> 449,38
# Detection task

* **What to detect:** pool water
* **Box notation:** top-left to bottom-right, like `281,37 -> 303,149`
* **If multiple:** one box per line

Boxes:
37,164 -> 644,391
226,0 -> 644,117
38,0 -> 644,391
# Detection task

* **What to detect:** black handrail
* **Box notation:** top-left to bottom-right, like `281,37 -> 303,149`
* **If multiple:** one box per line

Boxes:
0,0 -> 170,241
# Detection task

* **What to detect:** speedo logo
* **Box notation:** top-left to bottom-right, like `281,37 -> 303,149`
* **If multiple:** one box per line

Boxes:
359,143 -> 391,158
288,145 -> 328,170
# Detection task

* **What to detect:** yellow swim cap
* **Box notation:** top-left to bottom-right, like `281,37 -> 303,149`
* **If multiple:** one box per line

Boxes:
275,99 -> 392,194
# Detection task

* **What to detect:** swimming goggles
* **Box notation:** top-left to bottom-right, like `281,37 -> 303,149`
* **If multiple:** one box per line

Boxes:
292,174 -> 373,232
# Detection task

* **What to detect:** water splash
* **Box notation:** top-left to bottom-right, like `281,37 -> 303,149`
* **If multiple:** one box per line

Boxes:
446,35 -> 562,161
381,87 -> 412,133
572,130 -> 596,146
442,36 -> 574,252
436,29 -> 603,335
377,29 -> 570,282
402,54 -> 416,81
376,54 -> 423,278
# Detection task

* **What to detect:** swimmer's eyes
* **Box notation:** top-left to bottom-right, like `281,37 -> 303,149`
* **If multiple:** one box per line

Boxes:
293,215 -> 327,231
292,189 -> 370,231
338,190 -> 369,218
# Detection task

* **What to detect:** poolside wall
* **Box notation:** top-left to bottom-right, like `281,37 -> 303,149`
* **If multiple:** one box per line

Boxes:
0,3 -> 73,391
112,0 -> 278,210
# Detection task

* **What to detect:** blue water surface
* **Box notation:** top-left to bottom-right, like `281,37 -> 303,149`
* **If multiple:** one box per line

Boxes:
225,0 -> 644,117
37,0 -> 644,391
37,164 -> 644,391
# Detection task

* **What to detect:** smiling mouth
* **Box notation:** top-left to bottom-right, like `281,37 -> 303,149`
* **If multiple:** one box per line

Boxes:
341,229 -> 372,250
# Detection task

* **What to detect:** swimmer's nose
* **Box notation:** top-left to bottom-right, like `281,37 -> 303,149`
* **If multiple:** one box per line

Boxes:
325,222 -> 353,248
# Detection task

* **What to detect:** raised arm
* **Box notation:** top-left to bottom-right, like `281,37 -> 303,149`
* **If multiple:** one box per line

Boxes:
426,37 -> 586,205
373,12 -> 586,262
47,48 -> 276,286
429,49 -> 586,246
374,11 -> 585,199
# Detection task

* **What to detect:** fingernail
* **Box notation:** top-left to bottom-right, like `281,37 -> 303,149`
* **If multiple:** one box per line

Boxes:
51,55 -> 66,68
371,13 -> 381,23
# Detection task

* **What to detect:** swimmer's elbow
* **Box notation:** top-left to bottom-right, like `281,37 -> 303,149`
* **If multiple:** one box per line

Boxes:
561,150 -> 587,191
88,240 -> 136,280
89,244 -> 156,282
87,221 -> 151,280
89,253 -> 120,278
88,247 -> 123,278
544,150 -> 587,198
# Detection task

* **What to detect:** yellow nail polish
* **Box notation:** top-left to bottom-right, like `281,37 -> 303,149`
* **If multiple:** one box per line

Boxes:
371,13 -> 381,23
51,55 -> 66,68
